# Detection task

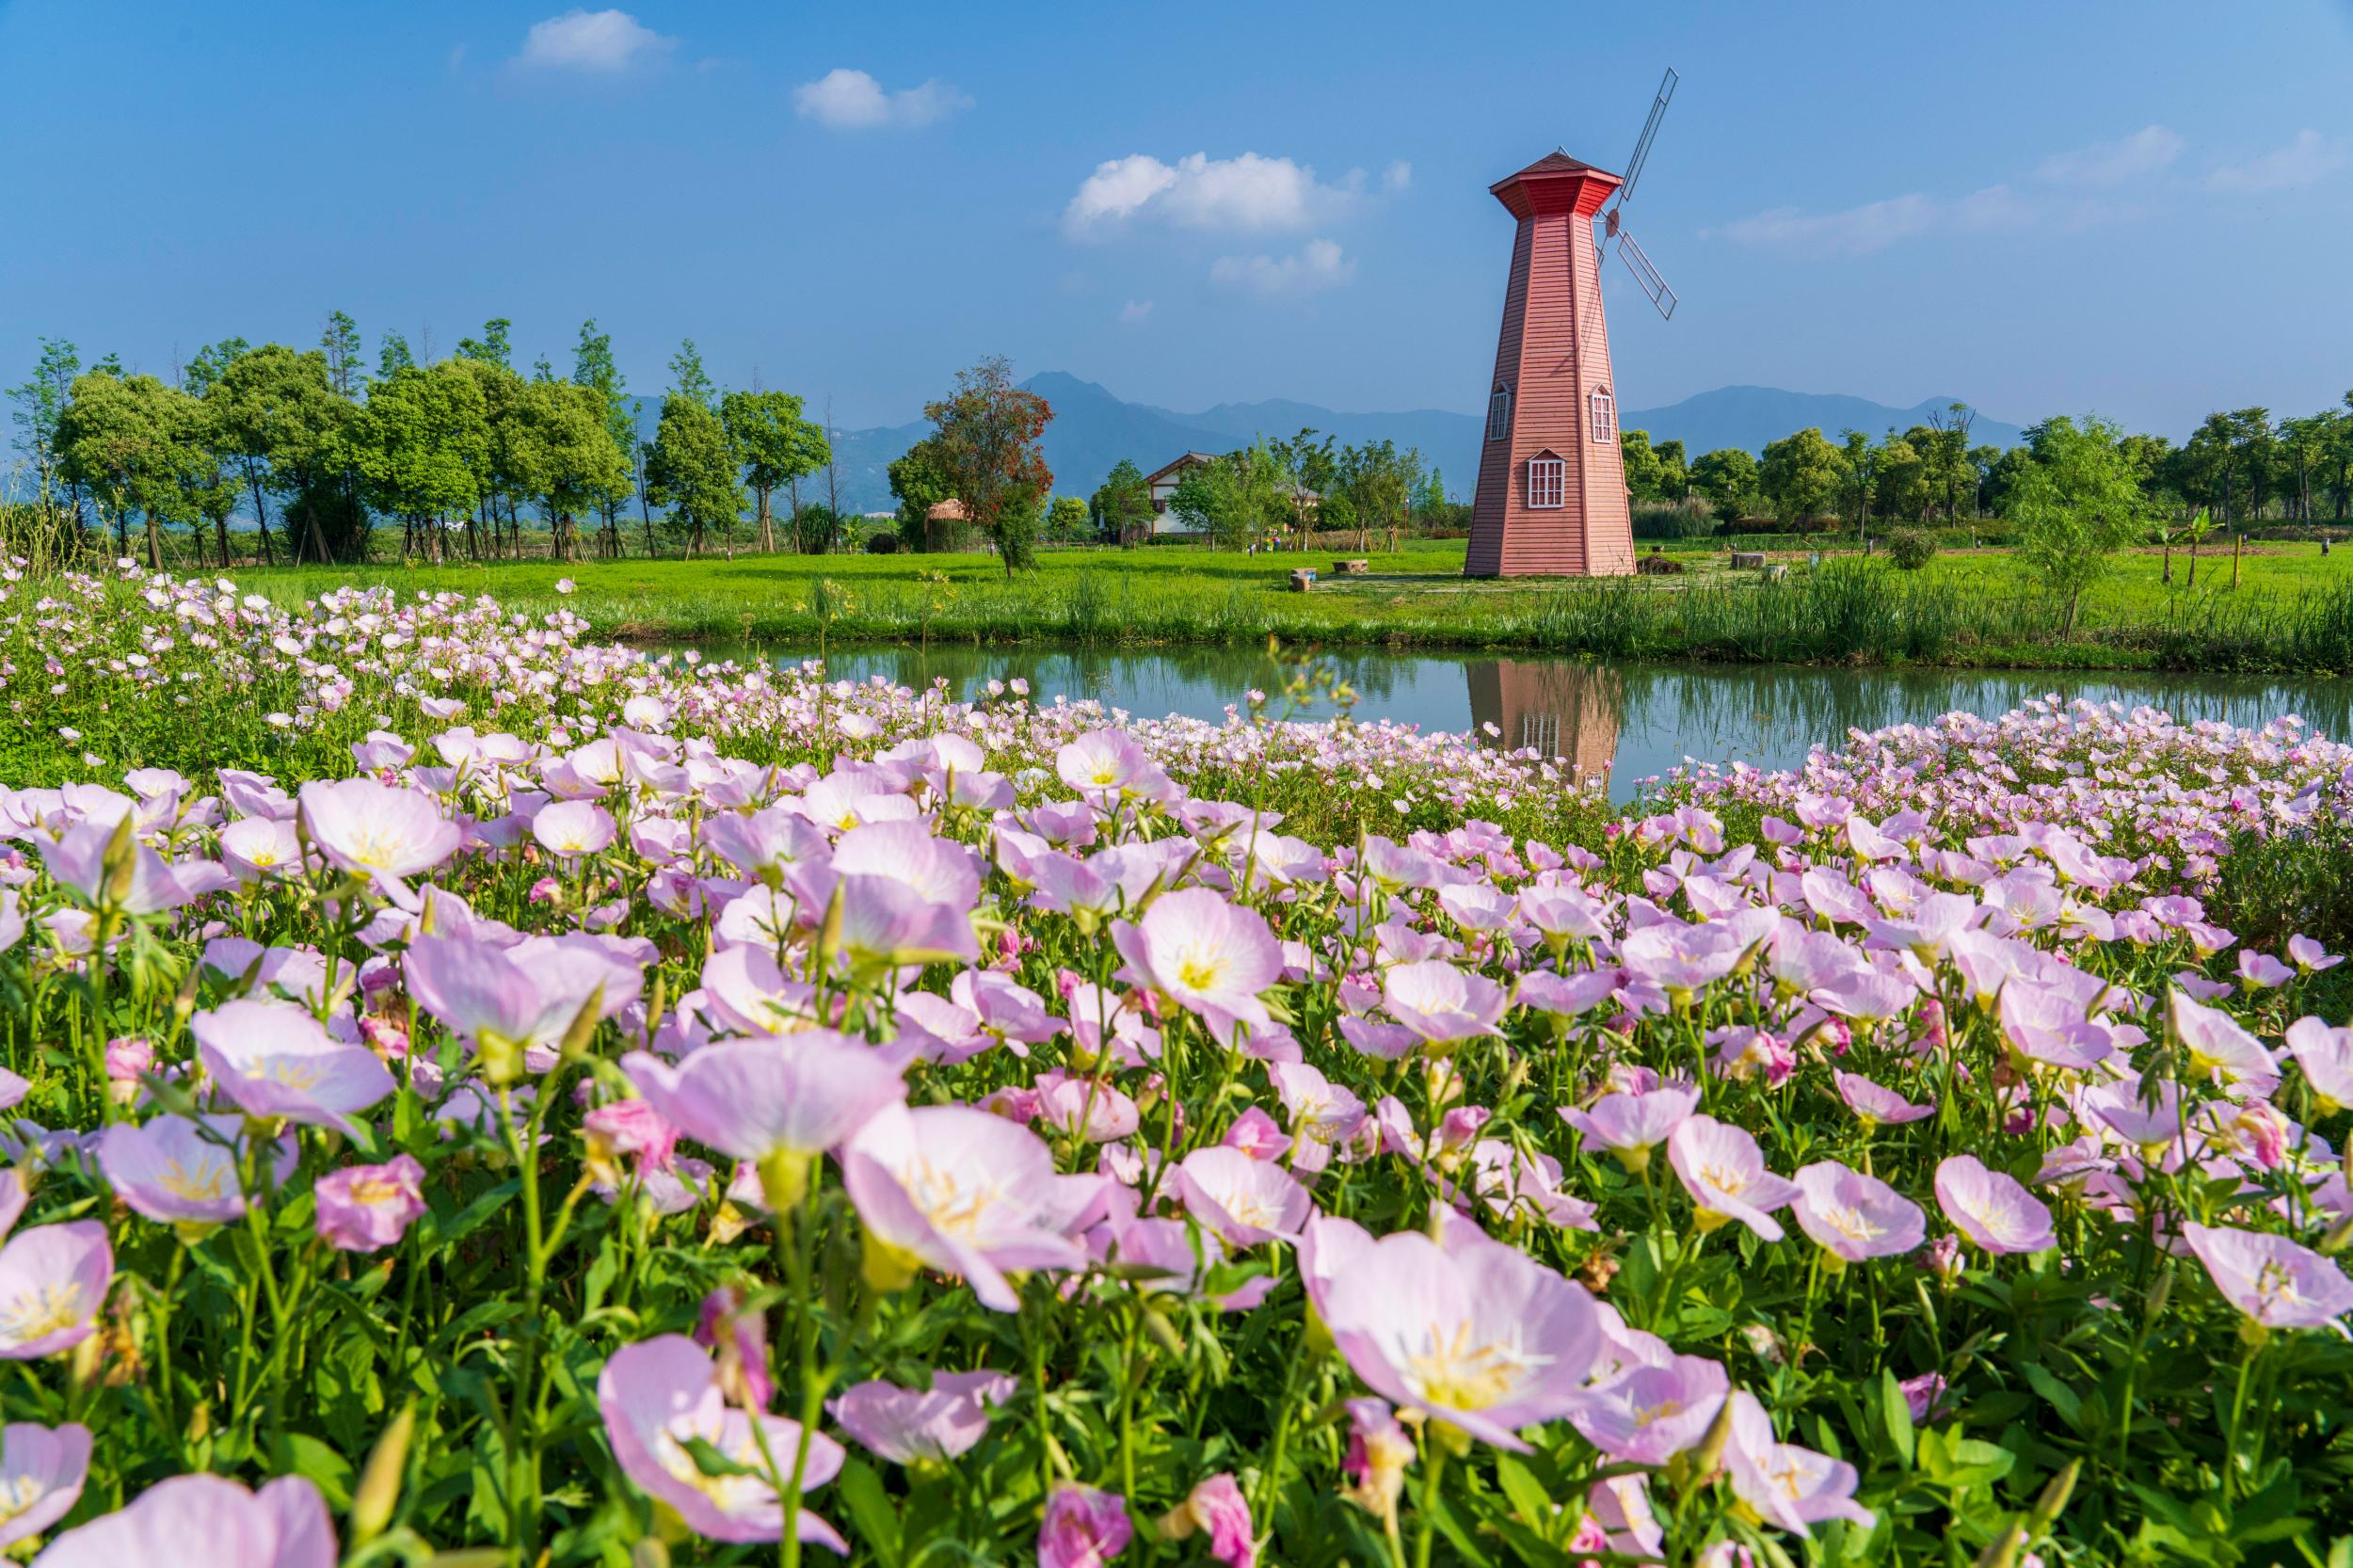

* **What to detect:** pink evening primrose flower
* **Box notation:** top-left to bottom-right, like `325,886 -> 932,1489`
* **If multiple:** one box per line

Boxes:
1381,960 -> 1508,1047
532,799 -> 617,857
840,1104 -> 1096,1313
1317,1220 -> 1601,1449
1790,1160 -> 1926,1263
296,777 -> 460,894
189,1000 -> 396,1135
1667,1114 -> 1801,1241
1173,1145 -> 1312,1247
2169,988 -> 2281,1100
2181,1222 -> 2353,1334
1832,1071 -> 1935,1129
1039,1481 -> 1133,1568
694,1285 -> 775,1412
1561,1086 -> 1698,1172
32,1472 -> 334,1568
1111,888 -> 1283,1042
1931,1155 -> 2056,1256
1160,1473 -> 1256,1568
1723,1391 -> 1874,1535
0,1420 -> 91,1547
828,1368 -> 1016,1465
624,1034 -> 904,1172
313,1154 -> 428,1253
2285,1017 -> 2353,1113
1570,1353 -> 1730,1464
95,1115 -> 248,1234
599,1335 -> 848,1550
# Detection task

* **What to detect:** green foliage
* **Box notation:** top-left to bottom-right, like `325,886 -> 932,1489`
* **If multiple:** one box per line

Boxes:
1885,525 -> 1936,570
1759,425 -> 1848,525
1046,495 -> 1091,542
888,438 -> 956,552
1091,456 -> 1154,545
721,388 -> 830,549
2007,415 -> 2146,632
1689,447 -> 1758,523
644,392 -> 743,555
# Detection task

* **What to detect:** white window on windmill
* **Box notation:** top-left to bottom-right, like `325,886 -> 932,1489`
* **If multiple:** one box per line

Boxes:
1590,386 -> 1616,443
1526,453 -> 1565,509
1485,383 -> 1512,441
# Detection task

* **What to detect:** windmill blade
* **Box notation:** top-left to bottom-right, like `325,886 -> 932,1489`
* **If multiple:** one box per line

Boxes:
1613,67 -> 1678,210
1616,231 -> 1677,321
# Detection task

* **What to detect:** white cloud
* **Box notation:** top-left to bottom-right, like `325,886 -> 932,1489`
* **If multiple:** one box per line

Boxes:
1383,159 -> 1412,194
2036,125 -> 2184,184
1713,124 -> 2205,256
1711,193 -> 1942,255
793,68 -> 970,130
1119,299 -> 1155,324
2203,129 -> 2347,192
515,9 -> 674,72
1210,238 -> 1354,296
1064,152 -> 1355,237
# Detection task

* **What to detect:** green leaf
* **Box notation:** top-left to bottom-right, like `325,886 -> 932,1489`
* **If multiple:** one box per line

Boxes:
838,1459 -> 904,1568
269,1432 -> 355,1509
2021,1362 -> 2084,1433
1878,1369 -> 1916,1470
1490,1451 -> 1553,1536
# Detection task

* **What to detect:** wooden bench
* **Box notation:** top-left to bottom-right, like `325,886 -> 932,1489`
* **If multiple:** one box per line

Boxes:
1331,558 -> 1370,575
1289,568 -> 1318,593
1729,551 -> 1767,569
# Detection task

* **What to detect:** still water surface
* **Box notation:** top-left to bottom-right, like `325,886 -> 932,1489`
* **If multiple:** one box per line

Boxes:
714,643 -> 2350,802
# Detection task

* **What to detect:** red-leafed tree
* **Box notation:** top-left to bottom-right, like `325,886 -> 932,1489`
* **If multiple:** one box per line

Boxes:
924,356 -> 1052,576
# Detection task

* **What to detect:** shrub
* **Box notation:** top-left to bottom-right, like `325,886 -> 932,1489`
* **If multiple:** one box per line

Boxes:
865,533 -> 898,554
1886,527 -> 1936,571
1631,498 -> 1719,540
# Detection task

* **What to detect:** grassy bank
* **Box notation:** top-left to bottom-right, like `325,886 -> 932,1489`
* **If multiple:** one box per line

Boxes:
236,538 -> 2353,673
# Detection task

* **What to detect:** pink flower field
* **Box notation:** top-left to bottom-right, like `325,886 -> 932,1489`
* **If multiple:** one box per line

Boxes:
0,563 -> 2350,1564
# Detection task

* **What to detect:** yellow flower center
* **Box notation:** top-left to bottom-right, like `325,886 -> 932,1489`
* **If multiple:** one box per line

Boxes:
0,1283 -> 87,1346
160,1158 -> 233,1203
1405,1320 -> 1544,1411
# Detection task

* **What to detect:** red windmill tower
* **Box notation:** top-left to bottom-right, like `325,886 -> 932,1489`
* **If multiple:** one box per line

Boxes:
1465,70 -> 1679,578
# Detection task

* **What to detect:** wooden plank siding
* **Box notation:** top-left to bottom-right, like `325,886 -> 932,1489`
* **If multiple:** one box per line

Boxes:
1464,157 -> 1636,579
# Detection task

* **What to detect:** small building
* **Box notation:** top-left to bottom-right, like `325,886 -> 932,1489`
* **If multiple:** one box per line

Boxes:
920,498 -> 969,552
1139,452 -> 1214,532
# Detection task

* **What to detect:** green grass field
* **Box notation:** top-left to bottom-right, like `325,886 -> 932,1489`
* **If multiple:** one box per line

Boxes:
240,537 -> 2353,673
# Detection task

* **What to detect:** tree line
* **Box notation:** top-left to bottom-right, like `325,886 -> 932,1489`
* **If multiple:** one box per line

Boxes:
4,317 -> 856,568
1626,395 -> 2353,536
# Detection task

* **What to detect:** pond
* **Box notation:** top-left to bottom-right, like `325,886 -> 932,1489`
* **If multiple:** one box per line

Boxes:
701,642 -> 2352,802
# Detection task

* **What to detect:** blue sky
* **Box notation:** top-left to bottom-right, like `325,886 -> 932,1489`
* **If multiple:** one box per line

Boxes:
3,0 -> 2349,436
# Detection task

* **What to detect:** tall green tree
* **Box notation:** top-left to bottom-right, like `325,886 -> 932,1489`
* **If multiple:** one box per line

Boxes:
1090,456 -> 1152,546
1758,426 -> 1847,527
456,318 -> 515,374
1620,429 -> 1665,501
514,378 -> 632,563
55,371 -> 203,568
2006,415 -> 2144,633
8,337 -> 84,528
208,344 -> 344,564
668,339 -> 716,410
720,389 -> 829,552
923,357 -> 1053,576
1689,447 -> 1758,523
645,393 -> 741,558
321,311 -> 364,396
888,439 -> 955,552
358,361 -> 487,563
1046,495 -> 1090,543
377,332 -> 416,378
572,320 -> 636,556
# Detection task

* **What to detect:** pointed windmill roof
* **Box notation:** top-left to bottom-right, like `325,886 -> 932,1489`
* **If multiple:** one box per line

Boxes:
1490,148 -> 1623,218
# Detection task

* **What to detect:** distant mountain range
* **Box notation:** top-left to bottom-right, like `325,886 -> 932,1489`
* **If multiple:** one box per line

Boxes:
734,375 -> 2025,513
